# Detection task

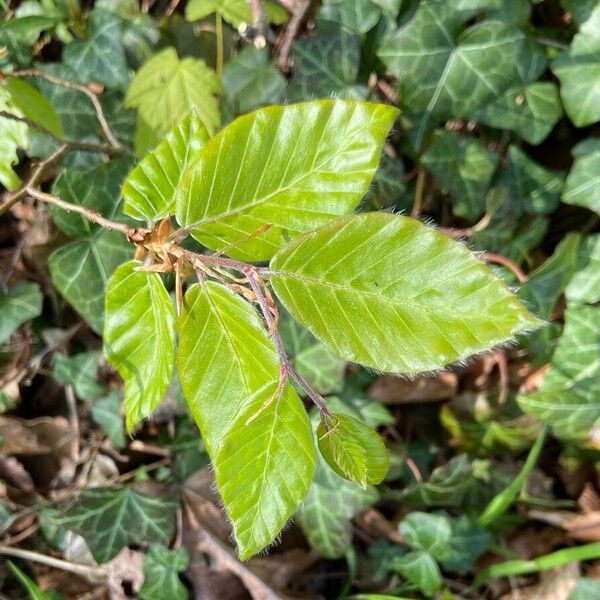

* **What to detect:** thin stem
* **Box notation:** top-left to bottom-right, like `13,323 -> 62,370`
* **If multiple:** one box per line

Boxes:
277,0 -> 310,71
0,544 -> 106,583
411,168 -> 426,218
215,12 -> 224,79
10,69 -> 122,150
481,251 -> 528,283
0,143 -> 70,217
26,188 -> 134,236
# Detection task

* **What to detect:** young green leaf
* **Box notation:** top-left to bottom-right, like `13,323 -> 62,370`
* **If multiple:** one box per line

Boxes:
562,148 -> 600,215
122,111 -> 210,221
518,306 -> 600,441
139,544 -> 189,600
177,282 -> 315,559
317,412 -> 388,487
125,47 -> 220,155
185,0 -> 252,27
56,487 -> 177,563
176,100 -> 398,261
0,83 -> 29,190
104,261 -> 176,432
0,282 -> 42,345
388,550 -> 443,596
400,512 -> 452,560
565,235 -> 600,305
270,213 -> 541,374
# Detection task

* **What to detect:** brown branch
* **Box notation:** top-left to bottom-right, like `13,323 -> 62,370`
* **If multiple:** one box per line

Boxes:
0,143 -> 70,217
25,188 -> 134,236
277,0 -> 311,72
10,69 -> 122,150
411,168 -> 426,218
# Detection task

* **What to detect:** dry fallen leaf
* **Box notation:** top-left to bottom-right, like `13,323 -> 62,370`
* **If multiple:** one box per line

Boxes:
499,562 -> 579,600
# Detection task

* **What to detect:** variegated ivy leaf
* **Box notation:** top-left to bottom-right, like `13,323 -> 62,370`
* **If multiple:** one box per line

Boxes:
185,0 -> 251,27
562,144 -> 600,215
122,111 -> 210,222
317,412 -> 388,488
56,487 -> 177,563
270,213 -> 541,374
176,100 -> 398,261
518,306 -> 600,442
139,544 -> 188,600
104,261 -> 176,432
566,235 -> 600,306
318,0 -> 382,37
125,47 -> 220,156
400,512 -> 452,560
0,282 -> 43,345
177,282 -> 315,559
552,4 -> 600,127
53,351 -> 104,401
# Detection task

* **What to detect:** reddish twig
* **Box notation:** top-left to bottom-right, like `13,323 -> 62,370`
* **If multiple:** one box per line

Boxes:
481,252 -> 528,283
277,0 -> 311,72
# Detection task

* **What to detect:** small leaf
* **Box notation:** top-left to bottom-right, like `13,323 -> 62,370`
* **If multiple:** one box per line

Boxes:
185,0 -> 251,27
63,9 -> 129,89
421,129 -> 498,220
176,100 -> 398,261
104,261 -> 176,431
317,412 -> 388,487
562,147 -> 600,215
125,47 -> 220,155
296,453 -> 378,558
91,391 -> 126,449
518,306 -> 600,441
552,5 -> 600,127
177,282 -> 315,559
139,544 -> 189,600
122,111 -> 209,221
318,0 -> 382,36
388,550 -> 443,596
399,512 -> 452,560
270,213 -> 541,374
0,83 -> 29,190
57,487 -> 177,563
52,352 -> 104,401
0,282 -> 42,345
441,516 -> 491,572
566,234 -> 600,305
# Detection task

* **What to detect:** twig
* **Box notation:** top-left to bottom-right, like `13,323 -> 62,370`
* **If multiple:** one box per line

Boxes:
249,0 -> 269,45
215,12 -> 224,79
481,252 -> 528,283
0,143 -> 70,217
65,385 -> 80,462
0,111 -> 114,154
25,188 -> 134,237
411,168 -> 426,218
277,0 -> 310,72
10,69 -> 122,150
0,544 -> 106,584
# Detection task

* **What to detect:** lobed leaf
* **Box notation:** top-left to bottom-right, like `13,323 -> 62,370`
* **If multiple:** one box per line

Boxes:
270,213 -> 541,374
400,512 -> 452,560
177,282 -> 315,559
565,235 -> 600,306
176,100 -> 398,261
317,412 -> 388,488
562,147 -> 600,215
0,282 -> 43,345
122,111 -> 210,222
104,261 -> 176,432
139,544 -> 189,600
185,0 -> 251,27
52,351 -> 104,401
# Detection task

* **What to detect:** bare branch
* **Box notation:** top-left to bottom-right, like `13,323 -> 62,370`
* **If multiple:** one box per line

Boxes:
277,0 -> 311,72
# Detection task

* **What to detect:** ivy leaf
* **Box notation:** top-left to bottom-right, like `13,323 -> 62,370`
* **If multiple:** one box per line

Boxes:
288,21 -> 365,101
91,391 -> 126,449
473,82 -> 563,145
177,282 -> 315,559
51,158 -> 133,237
317,413 -> 388,488
270,213 -> 541,374
185,0 -> 251,27
552,5 -> 600,127
57,487 -> 177,563
562,146 -> 600,215
399,512 -> 452,560
63,9 -> 129,90
318,0 -> 382,36
139,544 -> 189,600
495,146 -> 564,216
518,306 -> 600,441
0,283 -> 43,345
421,129 -> 498,220
566,235 -> 600,306
125,47 -> 220,155
52,352 -> 104,401
441,516 -> 491,573
222,47 -> 286,116
104,261 -> 176,432
363,154 -> 406,211
49,230 -> 132,333
176,100 -> 398,261
0,83 -> 29,190
122,111 -> 209,222
279,313 -> 345,395
388,550 -> 443,596
296,453 -> 378,558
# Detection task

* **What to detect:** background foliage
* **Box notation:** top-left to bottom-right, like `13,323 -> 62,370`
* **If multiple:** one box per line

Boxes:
1,0 -> 600,598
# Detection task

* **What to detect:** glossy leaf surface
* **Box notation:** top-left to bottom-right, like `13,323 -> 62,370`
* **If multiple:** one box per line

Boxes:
0,282 -> 43,344
104,261 -> 176,432
176,100 -> 398,261
139,544 -> 188,600
562,148 -> 600,215
270,213 -> 541,374
177,282 -> 315,559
